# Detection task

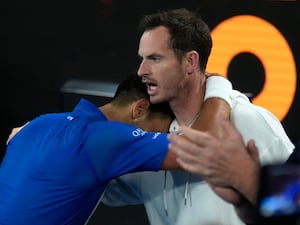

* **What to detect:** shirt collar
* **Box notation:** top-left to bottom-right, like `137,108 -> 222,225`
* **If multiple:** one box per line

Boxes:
73,98 -> 108,121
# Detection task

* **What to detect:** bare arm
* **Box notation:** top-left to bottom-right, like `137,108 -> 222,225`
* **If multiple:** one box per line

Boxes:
161,92 -> 231,170
192,97 -> 230,136
192,74 -> 232,136
160,149 -> 182,170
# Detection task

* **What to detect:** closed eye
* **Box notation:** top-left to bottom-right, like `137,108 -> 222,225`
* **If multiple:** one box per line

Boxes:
148,54 -> 162,62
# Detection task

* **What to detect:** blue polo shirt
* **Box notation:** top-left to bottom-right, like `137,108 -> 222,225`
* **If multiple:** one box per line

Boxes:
0,99 -> 169,225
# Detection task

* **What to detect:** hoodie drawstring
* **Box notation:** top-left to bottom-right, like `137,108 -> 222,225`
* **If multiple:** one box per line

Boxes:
163,171 -> 193,217
164,170 -> 168,216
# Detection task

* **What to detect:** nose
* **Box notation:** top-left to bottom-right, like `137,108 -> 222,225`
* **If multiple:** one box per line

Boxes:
137,59 -> 148,77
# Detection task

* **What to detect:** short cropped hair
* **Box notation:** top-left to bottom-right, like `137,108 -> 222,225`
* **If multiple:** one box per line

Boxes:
139,8 -> 212,72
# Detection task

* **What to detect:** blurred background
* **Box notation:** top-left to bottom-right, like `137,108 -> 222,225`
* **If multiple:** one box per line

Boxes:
1,0 -> 299,224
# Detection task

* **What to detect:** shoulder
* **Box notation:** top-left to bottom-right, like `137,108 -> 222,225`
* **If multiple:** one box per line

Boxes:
230,92 -> 294,164
230,91 -> 282,130
88,121 -> 139,135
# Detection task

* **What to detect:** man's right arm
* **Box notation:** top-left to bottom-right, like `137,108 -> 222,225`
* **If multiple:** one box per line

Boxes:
192,75 -> 232,136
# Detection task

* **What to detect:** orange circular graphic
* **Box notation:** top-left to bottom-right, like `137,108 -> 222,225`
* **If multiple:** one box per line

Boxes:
207,15 -> 297,121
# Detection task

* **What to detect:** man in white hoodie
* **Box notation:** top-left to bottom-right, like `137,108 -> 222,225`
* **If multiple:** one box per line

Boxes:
101,8 -> 294,225
168,121 -> 300,225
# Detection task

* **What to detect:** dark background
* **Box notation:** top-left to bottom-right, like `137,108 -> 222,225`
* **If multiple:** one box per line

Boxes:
1,0 -> 299,224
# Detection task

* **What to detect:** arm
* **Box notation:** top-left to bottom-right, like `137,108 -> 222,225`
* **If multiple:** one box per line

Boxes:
234,198 -> 263,225
192,97 -> 230,136
192,75 -> 232,135
160,148 -> 181,170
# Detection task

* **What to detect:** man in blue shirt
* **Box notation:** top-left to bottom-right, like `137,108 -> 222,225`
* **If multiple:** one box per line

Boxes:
0,73 -> 229,225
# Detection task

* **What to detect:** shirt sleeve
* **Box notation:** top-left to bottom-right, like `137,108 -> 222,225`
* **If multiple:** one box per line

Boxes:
204,75 -> 233,107
84,121 -> 169,182
230,97 -> 294,165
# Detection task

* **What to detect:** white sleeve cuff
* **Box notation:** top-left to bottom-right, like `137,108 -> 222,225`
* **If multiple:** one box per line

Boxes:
204,75 -> 232,108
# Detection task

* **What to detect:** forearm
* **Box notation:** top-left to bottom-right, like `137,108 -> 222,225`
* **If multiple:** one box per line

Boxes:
192,97 -> 230,136
235,198 -> 262,225
161,150 -> 182,170
234,151 -> 261,224
192,75 -> 232,136
234,159 -> 260,204
237,201 -> 298,225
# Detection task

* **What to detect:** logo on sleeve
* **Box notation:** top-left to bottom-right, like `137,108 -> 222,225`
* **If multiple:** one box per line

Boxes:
152,132 -> 161,139
132,128 -> 147,137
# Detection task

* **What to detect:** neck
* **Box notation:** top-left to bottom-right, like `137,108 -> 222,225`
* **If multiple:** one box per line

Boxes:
99,103 -> 126,122
171,76 -> 206,126
186,110 -> 201,128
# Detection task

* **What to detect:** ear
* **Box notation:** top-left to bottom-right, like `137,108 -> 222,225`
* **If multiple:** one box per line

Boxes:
185,50 -> 199,74
132,98 -> 150,121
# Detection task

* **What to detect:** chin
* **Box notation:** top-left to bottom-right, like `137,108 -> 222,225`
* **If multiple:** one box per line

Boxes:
150,96 -> 165,104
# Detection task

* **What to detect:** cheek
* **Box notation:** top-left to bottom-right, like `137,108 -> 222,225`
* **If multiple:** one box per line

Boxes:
160,64 -> 183,85
161,72 -> 184,92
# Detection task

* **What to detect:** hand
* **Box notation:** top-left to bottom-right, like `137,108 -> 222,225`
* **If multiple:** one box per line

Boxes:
168,119 -> 250,185
204,71 -> 224,78
208,183 -> 243,205
168,119 -> 260,203
6,122 -> 29,145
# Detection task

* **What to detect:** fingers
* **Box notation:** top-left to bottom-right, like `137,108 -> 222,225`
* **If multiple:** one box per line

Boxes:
167,127 -> 210,160
168,134 -> 201,165
211,185 -> 243,205
6,128 -> 19,145
167,130 -> 208,176
168,127 -> 220,178
6,122 -> 29,145
174,126 -> 211,146
204,71 -> 222,78
246,139 -> 260,163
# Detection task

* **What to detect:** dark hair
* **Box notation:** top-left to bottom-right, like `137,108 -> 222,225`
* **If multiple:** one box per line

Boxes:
112,73 -> 148,105
139,8 -> 212,72
112,73 -> 174,119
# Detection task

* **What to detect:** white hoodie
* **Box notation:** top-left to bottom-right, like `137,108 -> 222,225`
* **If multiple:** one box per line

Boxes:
101,76 -> 294,225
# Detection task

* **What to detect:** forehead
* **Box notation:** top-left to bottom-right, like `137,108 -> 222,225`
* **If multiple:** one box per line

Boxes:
138,26 -> 172,56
